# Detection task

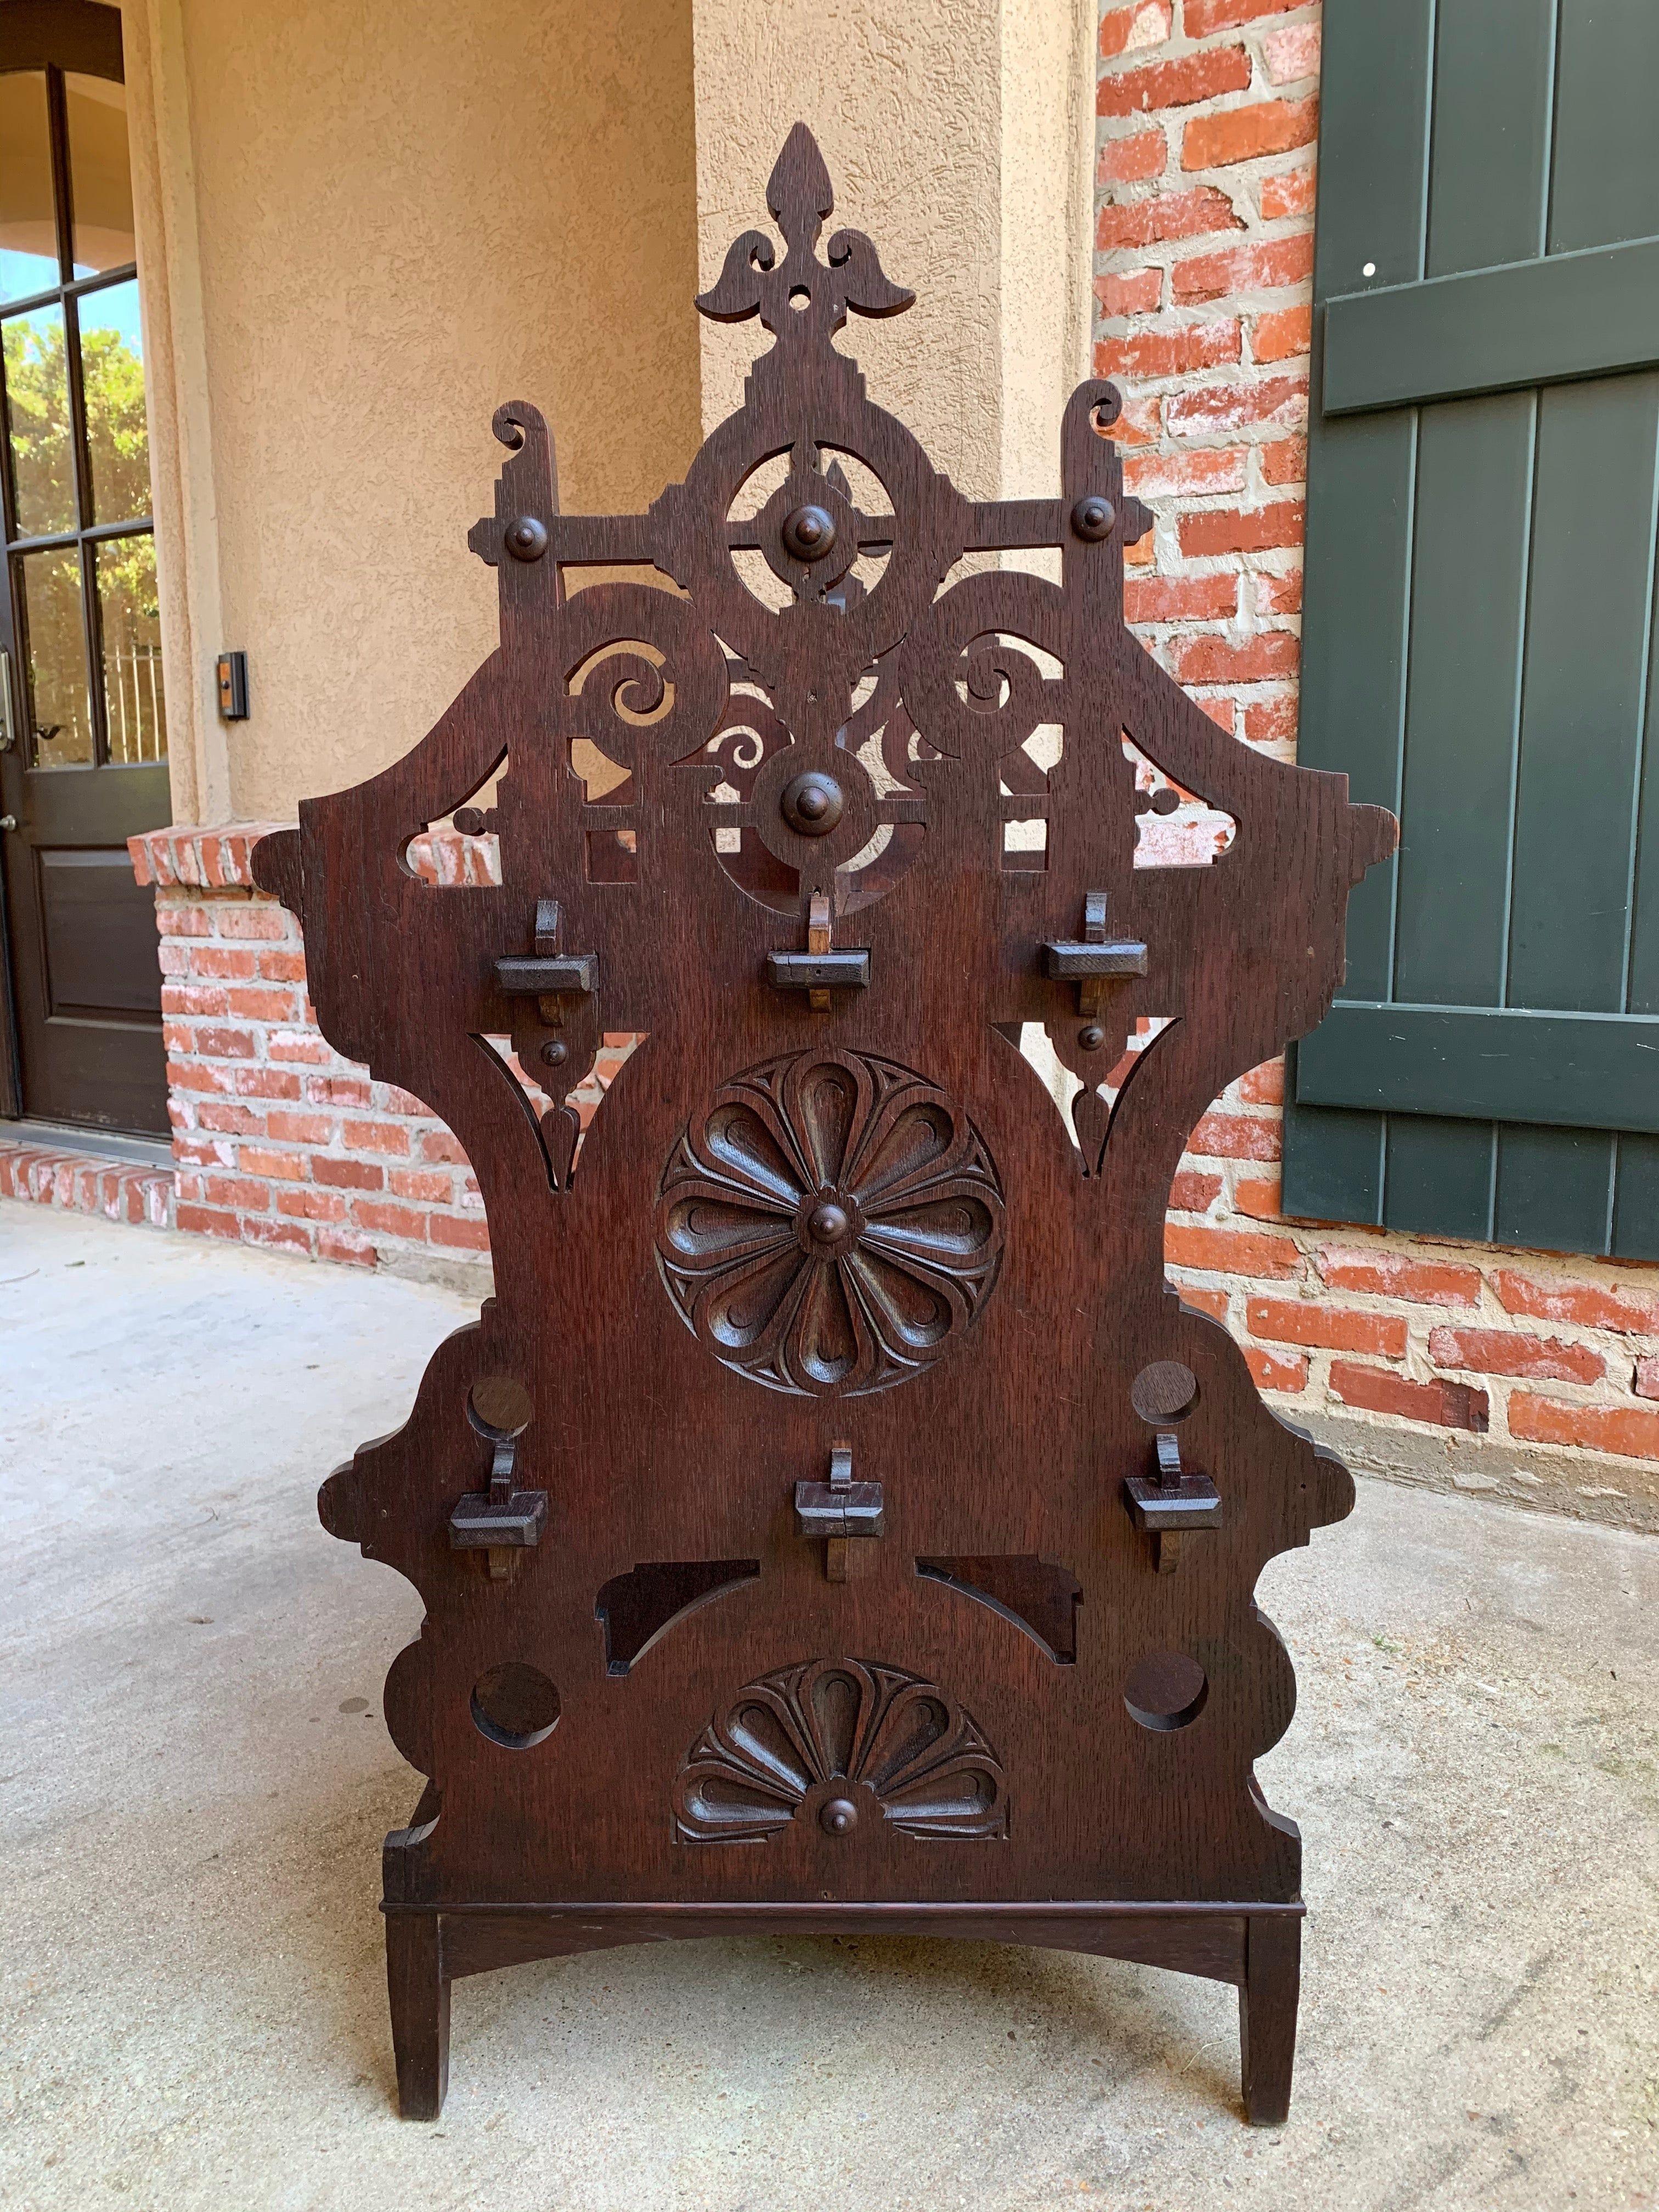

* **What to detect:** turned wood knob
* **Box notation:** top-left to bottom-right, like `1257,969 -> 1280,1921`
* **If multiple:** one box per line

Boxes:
505,515 -> 549,561
808,1200 -> 850,1244
781,771 -> 844,836
1071,495 -> 1115,542
820,1796 -> 859,1835
782,503 -> 837,561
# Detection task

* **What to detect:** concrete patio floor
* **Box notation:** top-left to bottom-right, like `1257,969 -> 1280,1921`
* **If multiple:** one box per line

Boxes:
1,1204 -> 1655,2212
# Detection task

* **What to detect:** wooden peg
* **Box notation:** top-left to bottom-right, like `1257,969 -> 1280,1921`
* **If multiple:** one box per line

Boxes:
767,888 -> 871,1001
1042,890 -> 1148,1019
496,899 -> 597,1007
808,890 -> 832,1012
794,1440 -> 884,1578
449,1432 -> 547,1582
1125,1427 -> 1221,1573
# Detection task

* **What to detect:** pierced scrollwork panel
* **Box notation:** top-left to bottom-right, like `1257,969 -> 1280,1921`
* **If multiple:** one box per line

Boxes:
654,1047 -> 1006,1395
251,112 -> 1396,2124
674,1657 -> 1007,1842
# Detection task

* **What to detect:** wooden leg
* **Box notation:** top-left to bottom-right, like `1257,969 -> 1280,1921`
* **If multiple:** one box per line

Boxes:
1239,1913 -> 1300,2126
386,1912 -> 450,2120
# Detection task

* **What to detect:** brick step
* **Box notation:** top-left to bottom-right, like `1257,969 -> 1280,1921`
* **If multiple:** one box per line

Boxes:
0,1138 -> 176,1231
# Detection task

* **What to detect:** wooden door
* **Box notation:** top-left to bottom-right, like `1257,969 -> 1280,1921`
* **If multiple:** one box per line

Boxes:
1283,0 -> 1659,1260
0,1 -> 169,1136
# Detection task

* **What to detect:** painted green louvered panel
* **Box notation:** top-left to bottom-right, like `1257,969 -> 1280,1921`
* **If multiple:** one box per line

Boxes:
1283,0 -> 1659,1261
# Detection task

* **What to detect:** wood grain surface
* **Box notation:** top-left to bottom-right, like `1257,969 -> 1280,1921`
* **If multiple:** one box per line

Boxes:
254,126 -> 1395,2121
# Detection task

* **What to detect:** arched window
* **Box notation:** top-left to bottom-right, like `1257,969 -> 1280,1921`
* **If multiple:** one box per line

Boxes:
0,0 -> 168,1135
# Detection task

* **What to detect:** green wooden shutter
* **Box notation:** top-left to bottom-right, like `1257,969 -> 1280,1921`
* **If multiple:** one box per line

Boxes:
1284,0 -> 1659,1261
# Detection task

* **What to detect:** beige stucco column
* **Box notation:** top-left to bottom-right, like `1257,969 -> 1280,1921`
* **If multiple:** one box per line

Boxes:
120,0 -> 703,827
121,0 -> 228,828
691,0 -> 1098,505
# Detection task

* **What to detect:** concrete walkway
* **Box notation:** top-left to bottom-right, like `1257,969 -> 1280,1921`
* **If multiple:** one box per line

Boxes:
2,1204 -> 1655,2212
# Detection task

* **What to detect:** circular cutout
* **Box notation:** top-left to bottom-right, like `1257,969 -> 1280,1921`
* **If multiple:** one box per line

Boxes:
782,502 -> 837,562
1124,1652 -> 1208,1733
1071,494 -> 1116,543
471,1661 -> 561,1748
748,474 -> 860,603
780,769 -> 845,836
819,1795 -> 859,1836
505,515 -> 549,562
468,1374 -> 534,1441
1130,1359 -> 1199,1426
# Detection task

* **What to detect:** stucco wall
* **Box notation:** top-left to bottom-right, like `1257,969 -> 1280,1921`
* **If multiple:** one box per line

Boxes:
123,0 -> 1096,825
691,0 -> 1096,504
129,0 -> 701,821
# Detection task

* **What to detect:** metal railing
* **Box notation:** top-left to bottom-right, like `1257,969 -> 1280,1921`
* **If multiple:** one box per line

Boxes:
102,635 -> 165,764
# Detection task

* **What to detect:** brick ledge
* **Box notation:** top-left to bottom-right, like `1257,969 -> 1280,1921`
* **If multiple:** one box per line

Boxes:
128,821 -> 500,890
129,822 -> 291,890
0,1137 -> 176,1229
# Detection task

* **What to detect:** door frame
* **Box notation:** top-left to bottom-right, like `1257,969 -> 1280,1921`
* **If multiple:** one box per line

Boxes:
0,0 -> 173,1136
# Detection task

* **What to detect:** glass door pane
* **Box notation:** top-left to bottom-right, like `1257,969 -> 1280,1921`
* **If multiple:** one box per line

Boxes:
95,534 -> 165,763
17,545 -> 93,766
64,73 -> 134,276
3,303 -> 76,535
77,277 -> 147,521
0,74 -> 59,303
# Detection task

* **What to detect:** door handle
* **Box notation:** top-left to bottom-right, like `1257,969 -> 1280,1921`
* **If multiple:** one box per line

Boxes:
0,650 -> 14,752
0,816 -> 15,832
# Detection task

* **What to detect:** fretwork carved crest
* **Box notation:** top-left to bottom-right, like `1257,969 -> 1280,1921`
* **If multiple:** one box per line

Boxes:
258,122 -> 1391,1199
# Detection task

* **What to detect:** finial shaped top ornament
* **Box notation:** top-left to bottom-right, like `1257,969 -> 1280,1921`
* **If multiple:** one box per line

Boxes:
695,123 -> 914,342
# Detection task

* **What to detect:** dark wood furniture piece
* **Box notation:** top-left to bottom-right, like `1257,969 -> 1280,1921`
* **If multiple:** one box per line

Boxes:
255,128 -> 1395,2125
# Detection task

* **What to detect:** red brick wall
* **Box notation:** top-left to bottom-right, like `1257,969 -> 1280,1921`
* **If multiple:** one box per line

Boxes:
1096,0 -> 1316,758
126,826 -> 629,1286
1094,0 -> 1658,1512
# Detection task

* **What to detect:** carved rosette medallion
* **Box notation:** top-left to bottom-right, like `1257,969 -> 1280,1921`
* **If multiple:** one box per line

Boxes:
674,1657 -> 1007,1842
654,1047 -> 1006,1396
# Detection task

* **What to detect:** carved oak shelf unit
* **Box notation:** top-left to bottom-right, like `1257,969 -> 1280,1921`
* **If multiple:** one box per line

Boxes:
254,127 -> 1395,2125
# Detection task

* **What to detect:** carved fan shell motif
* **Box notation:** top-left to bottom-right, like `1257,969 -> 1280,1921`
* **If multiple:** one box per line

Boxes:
654,1047 -> 1006,1396
674,1657 -> 1007,1842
